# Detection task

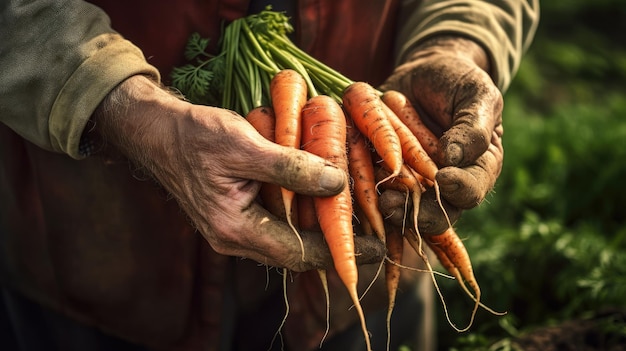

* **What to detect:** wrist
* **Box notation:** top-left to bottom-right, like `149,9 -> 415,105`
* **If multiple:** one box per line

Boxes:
93,75 -> 187,171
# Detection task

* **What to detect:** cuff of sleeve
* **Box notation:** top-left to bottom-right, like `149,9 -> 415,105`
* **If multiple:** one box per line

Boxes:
49,34 -> 160,160
396,11 -> 517,92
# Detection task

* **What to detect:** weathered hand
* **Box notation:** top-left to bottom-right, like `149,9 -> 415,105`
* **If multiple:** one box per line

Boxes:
379,36 -> 504,235
95,76 -> 385,272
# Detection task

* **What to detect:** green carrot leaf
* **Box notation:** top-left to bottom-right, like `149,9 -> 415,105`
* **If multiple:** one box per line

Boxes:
171,64 -> 213,104
184,32 -> 211,61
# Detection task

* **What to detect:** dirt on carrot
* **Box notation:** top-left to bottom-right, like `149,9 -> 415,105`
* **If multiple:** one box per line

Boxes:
342,82 -> 403,188
270,69 -> 308,260
382,90 -> 441,161
346,115 -> 386,243
381,101 -> 438,183
246,106 -> 287,219
301,94 -> 372,351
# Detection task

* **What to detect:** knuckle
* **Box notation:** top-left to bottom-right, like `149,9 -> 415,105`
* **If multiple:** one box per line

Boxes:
204,233 -> 238,256
286,259 -> 316,272
202,221 -> 247,257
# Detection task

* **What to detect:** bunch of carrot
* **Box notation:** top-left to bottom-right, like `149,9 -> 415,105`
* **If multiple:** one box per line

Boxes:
172,7 -> 503,351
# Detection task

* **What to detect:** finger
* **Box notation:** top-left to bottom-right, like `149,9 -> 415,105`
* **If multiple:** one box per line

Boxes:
295,228 -> 386,270
439,77 -> 503,167
378,188 -> 463,235
236,132 -> 347,197
378,189 -> 411,228
202,112 -> 347,198
207,202 -> 385,272
264,146 -> 348,196
353,235 -> 387,266
295,227 -> 387,270
436,130 -> 503,209
436,167 -> 493,209
417,188 -> 463,235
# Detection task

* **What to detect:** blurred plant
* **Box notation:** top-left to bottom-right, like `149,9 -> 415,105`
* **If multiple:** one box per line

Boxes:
434,1 -> 626,349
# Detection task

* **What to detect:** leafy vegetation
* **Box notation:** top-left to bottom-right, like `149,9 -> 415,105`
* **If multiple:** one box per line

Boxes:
171,8 -> 356,115
434,2 -> 626,349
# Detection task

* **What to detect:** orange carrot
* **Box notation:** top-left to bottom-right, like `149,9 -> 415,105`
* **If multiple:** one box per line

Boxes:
297,194 -> 319,232
403,227 -> 458,330
377,163 -> 424,237
382,90 -> 440,160
424,227 -> 508,331
342,82 -> 403,187
384,225 -> 404,351
246,106 -> 288,219
247,106 -> 295,346
271,69 -> 308,149
301,94 -> 371,351
424,227 -> 481,331
380,102 -> 452,228
423,231 -> 460,282
381,101 -> 438,183
346,116 -> 386,243
376,167 -> 410,194
270,69 -> 309,259
353,203 -> 375,237
246,106 -> 276,139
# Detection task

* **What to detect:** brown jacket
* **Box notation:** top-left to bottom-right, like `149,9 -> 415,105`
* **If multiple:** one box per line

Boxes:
0,0 -> 539,350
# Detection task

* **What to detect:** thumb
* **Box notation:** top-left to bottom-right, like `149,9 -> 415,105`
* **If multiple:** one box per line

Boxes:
253,142 -> 348,197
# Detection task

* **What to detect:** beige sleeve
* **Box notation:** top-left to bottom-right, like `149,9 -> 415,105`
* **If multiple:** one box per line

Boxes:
0,0 -> 160,159
395,0 -> 540,92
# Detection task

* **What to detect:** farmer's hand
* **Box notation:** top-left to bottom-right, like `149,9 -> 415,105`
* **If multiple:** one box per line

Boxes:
379,36 -> 504,235
94,75 -> 385,272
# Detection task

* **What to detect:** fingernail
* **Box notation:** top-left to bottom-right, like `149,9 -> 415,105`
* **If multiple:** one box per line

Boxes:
445,142 -> 464,165
319,166 -> 345,192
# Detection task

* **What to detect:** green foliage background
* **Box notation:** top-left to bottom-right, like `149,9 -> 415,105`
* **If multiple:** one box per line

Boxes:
433,1 -> 626,349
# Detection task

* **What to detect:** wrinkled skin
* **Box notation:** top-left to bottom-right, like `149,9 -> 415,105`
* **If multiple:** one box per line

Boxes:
379,36 -> 504,235
95,75 -> 386,272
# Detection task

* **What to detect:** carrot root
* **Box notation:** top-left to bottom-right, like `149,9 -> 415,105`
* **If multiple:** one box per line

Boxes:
424,227 -> 507,332
301,95 -> 372,351
271,69 -> 309,261
385,225 -> 404,351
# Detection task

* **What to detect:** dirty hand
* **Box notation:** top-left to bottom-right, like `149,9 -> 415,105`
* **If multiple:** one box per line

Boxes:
94,75 -> 385,271
379,36 -> 504,235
